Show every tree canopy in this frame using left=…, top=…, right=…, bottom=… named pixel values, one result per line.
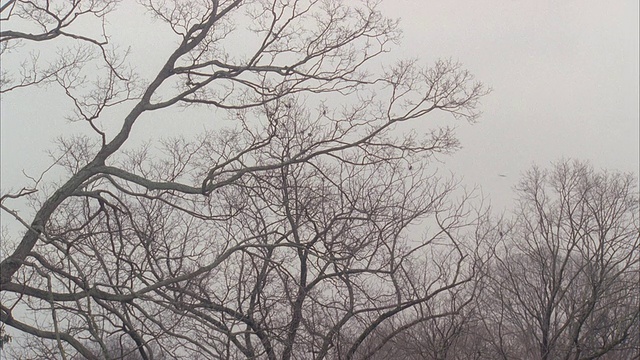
left=1, top=1, right=637, bottom=359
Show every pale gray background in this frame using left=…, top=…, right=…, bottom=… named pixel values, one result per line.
left=380, top=0, right=639, bottom=209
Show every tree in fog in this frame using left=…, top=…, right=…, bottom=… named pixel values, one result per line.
left=479, top=160, right=640, bottom=360
left=0, top=1, right=487, bottom=359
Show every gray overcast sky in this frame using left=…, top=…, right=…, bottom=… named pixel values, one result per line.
left=1, top=0, right=638, bottom=213
left=379, top=0, right=639, bottom=208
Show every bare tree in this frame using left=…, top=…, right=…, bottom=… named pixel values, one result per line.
left=0, top=1, right=487, bottom=359
left=479, top=160, right=640, bottom=360
left=356, top=211, right=499, bottom=360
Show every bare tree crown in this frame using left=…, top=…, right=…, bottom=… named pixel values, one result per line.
left=1, top=1, right=490, bottom=359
